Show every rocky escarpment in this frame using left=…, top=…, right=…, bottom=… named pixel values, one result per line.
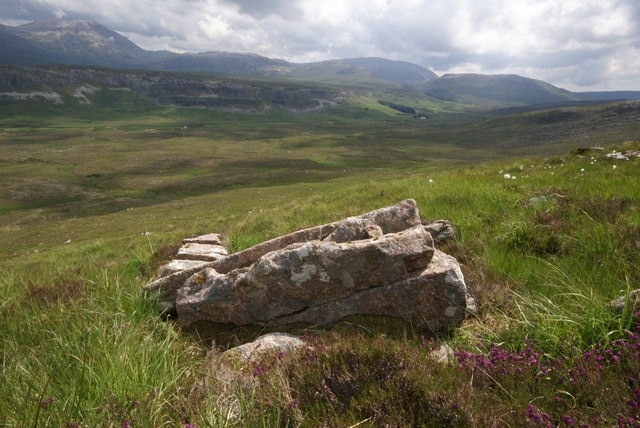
left=0, top=66, right=347, bottom=111
left=144, top=199, right=473, bottom=333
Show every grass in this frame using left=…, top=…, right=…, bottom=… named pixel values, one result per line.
left=0, top=98, right=639, bottom=426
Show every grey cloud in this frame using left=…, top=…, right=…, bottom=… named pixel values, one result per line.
left=219, top=0, right=303, bottom=19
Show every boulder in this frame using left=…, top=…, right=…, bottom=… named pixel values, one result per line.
left=144, top=199, right=422, bottom=312
left=143, top=199, right=471, bottom=335
left=175, top=225, right=435, bottom=326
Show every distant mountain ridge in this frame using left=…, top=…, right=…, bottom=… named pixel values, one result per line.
left=0, top=19, right=437, bottom=87
left=1, top=19, right=638, bottom=107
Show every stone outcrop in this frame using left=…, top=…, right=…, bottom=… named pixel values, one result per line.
left=146, top=199, right=421, bottom=312
left=144, top=199, right=471, bottom=333
left=155, top=233, right=227, bottom=279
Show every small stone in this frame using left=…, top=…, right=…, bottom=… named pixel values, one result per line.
left=224, top=333, right=305, bottom=362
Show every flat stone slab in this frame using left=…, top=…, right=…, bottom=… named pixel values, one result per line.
left=183, top=233, right=224, bottom=245
left=176, top=243, right=228, bottom=261
left=157, top=259, right=212, bottom=278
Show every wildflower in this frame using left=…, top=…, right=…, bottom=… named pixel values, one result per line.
left=121, top=421, right=131, bottom=428
left=613, top=165, right=618, bottom=169
left=41, top=397, right=56, bottom=407
left=580, top=168, right=585, bottom=172
left=428, top=179, right=434, bottom=183
left=503, top=173, right=511, bottom=179
left=252, top=363, right=267, bottom=377
left=562, top=415, right=574, bottom=425
left=526, top=404, right=542, bottom=424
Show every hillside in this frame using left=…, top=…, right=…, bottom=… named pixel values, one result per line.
left=0, top=66, right=347, bottom=112
left=1, top=106, right=638, bottom=424
left=3, top=19, right=638, bottom=108
left=422, top=73, right=582, bottom=107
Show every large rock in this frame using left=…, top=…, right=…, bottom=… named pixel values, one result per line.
left=175, top=225, right=435, bottom=326
left=143, top=199, right=471, bottom=334
left=270, top=249, right=468, bottom=331
left=144, top=199, right=422, bottom=312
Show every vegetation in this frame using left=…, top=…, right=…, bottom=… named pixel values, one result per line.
left=377, top=100, right=416, bottom=114
left=1, top=96, right=639, bottom=426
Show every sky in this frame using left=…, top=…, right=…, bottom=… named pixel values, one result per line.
left=2, top=0, right=640, bottom=91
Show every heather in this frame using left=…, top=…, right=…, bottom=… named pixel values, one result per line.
left=1, top=101, right=639, bottom=425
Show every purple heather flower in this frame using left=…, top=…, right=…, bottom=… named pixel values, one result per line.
left=41, top=397, right=56, bottom=407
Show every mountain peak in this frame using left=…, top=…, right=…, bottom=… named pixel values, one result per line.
left=9, top=19, right=147, bottom=67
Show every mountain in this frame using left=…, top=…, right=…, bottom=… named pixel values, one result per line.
left=341, top=57, right=438, bottom=83
left=1, top=19, right=638, bottom=108
left=8, top=20, right=155, bottom=68
left=151, top=51, right=291, bottom=75
left=0, top=19, right=437, bottom=86
left=276, top=57, right=437, bottom=87
left=423, top=73, right=582, bottom=107
left=0, top=23, right=64, bottom=65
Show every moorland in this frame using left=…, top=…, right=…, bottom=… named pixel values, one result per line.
left=1, top=63, right=640, bottom=426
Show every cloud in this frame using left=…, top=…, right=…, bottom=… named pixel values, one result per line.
left=1, top=0, right=639, bottom=90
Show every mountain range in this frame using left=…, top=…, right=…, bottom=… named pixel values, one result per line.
left=1, top=19, right=639, bottom=108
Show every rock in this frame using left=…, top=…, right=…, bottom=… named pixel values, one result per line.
left=365, top=224, right=384, bottom=239
left=270, top=250, right=468, bottom=331
left=223, top=333, right=305, bottom=362
left=423, top=220, right=455, bottom=244
left=175, top=242, right=227, bottom=261
left=156, top=259, right=212, bottom=278
left=429, top=342, right=455, bottom=364
left=144, top=199, right=422, bottom=312
left=215, top=198, right=422, bottom=272
left=144, top=199, right=471, bottom=335
left=175, top=225, right=435, bottom=327
left=610, top=289, right=640, bottom=313
left=183, top=233, right=223, bottom=245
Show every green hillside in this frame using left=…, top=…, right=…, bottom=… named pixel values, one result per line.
left=1, top=98, right=639, bottom=426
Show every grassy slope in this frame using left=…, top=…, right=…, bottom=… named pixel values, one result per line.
left=1, top=98, right=639, bottom=426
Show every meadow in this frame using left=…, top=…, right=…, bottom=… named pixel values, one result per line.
left=1, top=99, right=639, bottom=426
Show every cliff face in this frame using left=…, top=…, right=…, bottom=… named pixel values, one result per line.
left=0, top=66, right=347, bottom=111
